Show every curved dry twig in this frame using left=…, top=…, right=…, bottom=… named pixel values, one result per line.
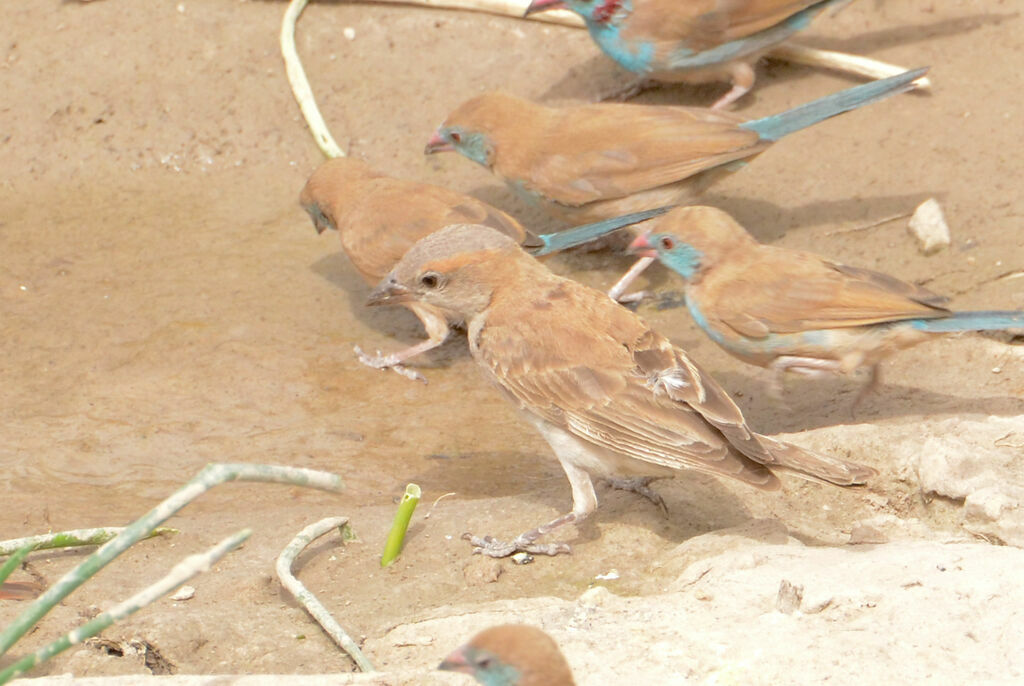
left=276, top=516, right=374, bottom=672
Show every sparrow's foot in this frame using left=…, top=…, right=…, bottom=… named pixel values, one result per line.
left=353, top=345, right=427, bottom=383
left=461, top=533, right=572, bottom=558
left=600, top=476, right=668, bottom=516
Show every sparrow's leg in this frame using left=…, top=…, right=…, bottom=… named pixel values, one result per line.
left=600, top=77, right=661, bottom=103
left=768, top=355, right=840, bottom=396
left=464, top=427, right=600, bottom=558
left=353, top=303, right=450, bottom=383
left=606, top=256, right=655, bottom=304
left=599, top=476, right=668, bottom=516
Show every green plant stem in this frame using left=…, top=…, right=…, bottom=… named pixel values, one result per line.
left=0, top=463, right=343, bottom=658
left=0, top=529, right=251, bottom=685
left=381, top=483, right=421, bottom=568
left=0, top=527, right=177, bottom=557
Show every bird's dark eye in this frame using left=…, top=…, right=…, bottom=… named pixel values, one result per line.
left=419, top=271, right=443, bottom=288
left=475, top=656, right=494, bottom=670
left=450, top=131, right=462, bottom=143
left=658, top=236, right=675, bottom=250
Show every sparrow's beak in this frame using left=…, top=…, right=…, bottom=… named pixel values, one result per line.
left=628, top=232, right=657, bottom=258
left=524, top=0, right=566, bottom=16
left=437, top=646, right=472, bottom=674
left=424, top=130, right=453, bottom=155
left=366, top=277, right=413, bottom=307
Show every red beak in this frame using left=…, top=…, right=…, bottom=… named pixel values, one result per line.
left=424, top=130, right=453, bottom=154
left=628, top=232, right=657, bottom=258
left=524, top=0, right=566, bottom=16
left=438, top=646, right=473, bottom=674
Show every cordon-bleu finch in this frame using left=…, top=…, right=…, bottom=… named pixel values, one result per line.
left=425, top=69, right=924, bottom=297
left=439, top=624, right=575, bottom=686
left=630, top=205, right=1024, bottom=394
left=300, top=157, right=668, bottom=381
left=525, top=0, right=856, bottom=108
left=367, top=224, right=875, bottom=557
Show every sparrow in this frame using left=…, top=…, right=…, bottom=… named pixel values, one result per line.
left=525, top=0, right=853, bottom=108
left=367, top=224, right=875, bottom=557
left=425, top=69, right=925, bottom=228
left=630, top=205, right=1024, bottom=393
left=439, top=624, right=575, bottom=686
left=301, top=157, right=668, bottom=380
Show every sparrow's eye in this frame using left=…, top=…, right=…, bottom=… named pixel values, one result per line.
left=419, top=271, right=443, bottom=289
left=658, top=236, right=676, bottom=250
left=449, top=131, right=462, bottom=143
left=475, top=656, right=494, bottom=670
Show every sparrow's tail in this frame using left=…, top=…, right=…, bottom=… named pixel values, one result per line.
left=741, top=67, right=928, bottom=142
left=530, top=206, right=674, bottom=256
left=910, top=310, right=1024, bottom=333
left=757, top=434, right=877, bottom=487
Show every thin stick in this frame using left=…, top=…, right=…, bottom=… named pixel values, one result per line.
left=768, top=44, right=932, bottom=91
left=607, top=256, right=655, bottom=302
left=281, top=0, right=345, bottom=158
left=275, top=517, right=374, bottom=672
left=0, top=527, right=177, bottom=558
left=423, top=492, right=457, bottom=519
left=824, top=211, right=913, bottom=236
left=0, top=529, right=251, bottom=685
left=0, top=463, right=343, bottom=658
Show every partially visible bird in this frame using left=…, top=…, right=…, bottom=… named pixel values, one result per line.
left=425, top=69, right=926, bottom=228
left=0, top=581, right=42, bottom=601
left=629, top=205, right=1024, bottom=393
left=526, top=0, right=854, bottom=108
left=368, top=224, right=875, bottom=557
left=439, top=624, right=576, bottom=686
left=301, top=157, right=667, bottom=380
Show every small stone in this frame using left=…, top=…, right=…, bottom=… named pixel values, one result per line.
left=170, top=585, right=195, bottom=601
left=342, top=27, right=356, bottom=40
left=511, top=552, right=533, bottom=565
left=907, top=198, right=951, bottom=255
left=463, top=557, right=503, bottom=585
left=849, top=524, right=888, bottom=545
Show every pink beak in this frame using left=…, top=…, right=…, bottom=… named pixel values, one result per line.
left=628, top=232, right=657, bottom=257
left=524, top=0, right=566, bottom=16
left=424, top=130, right=454, bottom=154
left=438, top=646, right=473, bottom=674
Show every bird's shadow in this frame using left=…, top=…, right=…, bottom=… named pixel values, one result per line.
left=408, top=449, right=761, bottom=547
left=708, top=367, right=1024, bottom=433
left=701, top=191, right=945, bottom=244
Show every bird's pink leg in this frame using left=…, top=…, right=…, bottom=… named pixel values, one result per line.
left=353, top=303, right=450, bottom=383
left=710, top=62, right=756, bottom=110
left=768, top=355, right=841, bottom=396
left=465, top=440, right=599, bottom=558
left=607, top=256, right=655, bottom=304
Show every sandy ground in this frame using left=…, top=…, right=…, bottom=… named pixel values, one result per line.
left=1, top=0, right=1022, bottom=681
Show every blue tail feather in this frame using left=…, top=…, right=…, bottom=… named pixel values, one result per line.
left=531, top=206, right=674, bottom=256
left=911, top=310, right=1024, bottom=333
left=741, top=67, right=928, bottom=142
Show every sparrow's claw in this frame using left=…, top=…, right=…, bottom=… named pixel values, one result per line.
left=461, top=533, right=571, bottom=558
left=601, top=476, right=668, bottom=516
left=353, top=345, right=427, bottom=383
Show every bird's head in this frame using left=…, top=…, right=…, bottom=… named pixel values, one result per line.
left=439, top=624, right=575, bottom=686
left=366, top=224, right=522, bottom=321
left=299, top=156, right=381, bottom=234
left=526, top=0, right=626, bottom=25
left=629, top=206, right=755, bottom=280
left=425, top=92, right=533, bottom=168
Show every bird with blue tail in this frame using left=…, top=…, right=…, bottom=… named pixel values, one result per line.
left=525, top=0, right=861, bottom=108
left=300, top=156, right=668, bottom=381
left=629, top=205, right=1024, bottom=396
left=427, top=68, right=924, bottom=298
left=439, top=624, right=576, bottom=685
left=426, top=68, right=927, bottom=228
